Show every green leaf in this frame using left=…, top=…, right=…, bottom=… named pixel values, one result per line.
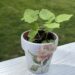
left=28, top=30, right=38, bottom=41
left=22, top=9, right=39, bottom=23
left=44, top=23, right=60, bottom=29
left=39, top=9, right=55, bottom=20
left=30, top=23, right=39, bottom=31
left=55, top=14, right=73, bottom=23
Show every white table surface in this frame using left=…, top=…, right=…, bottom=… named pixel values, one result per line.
left=0, top=42, right=75, bottom=75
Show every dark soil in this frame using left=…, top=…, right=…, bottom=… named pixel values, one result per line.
left=23, top=30, right=56, bottom=43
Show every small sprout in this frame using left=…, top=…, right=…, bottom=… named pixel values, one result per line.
left=22, top=9, right=73, bottom=42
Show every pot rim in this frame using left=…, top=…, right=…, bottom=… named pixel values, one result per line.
left=21, top=30, right=58, bottom=45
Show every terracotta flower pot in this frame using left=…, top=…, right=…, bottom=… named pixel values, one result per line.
left=21, top=31, right=58, bottom=74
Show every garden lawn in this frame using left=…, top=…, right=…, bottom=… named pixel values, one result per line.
left=0, top=0, right=75, bottom=61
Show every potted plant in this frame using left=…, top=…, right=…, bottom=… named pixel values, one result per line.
left=21, top=9, right=73, bottom=74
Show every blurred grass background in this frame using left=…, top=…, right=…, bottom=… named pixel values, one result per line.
left=0, top=0, right=75, bottom=61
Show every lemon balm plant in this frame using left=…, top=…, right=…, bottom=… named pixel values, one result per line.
left=21, top=9, right=72, bottom=42
left=21, top=9, right=73, bottom=74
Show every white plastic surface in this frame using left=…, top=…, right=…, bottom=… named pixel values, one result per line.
left=0, top=42, right=75, bottom=75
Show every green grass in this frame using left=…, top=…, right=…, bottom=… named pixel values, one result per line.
left=0, top=0, right=75, bottom=61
